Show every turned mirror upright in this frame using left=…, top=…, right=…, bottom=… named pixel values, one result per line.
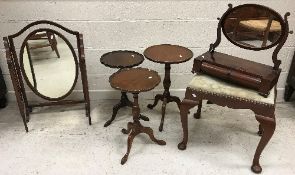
left=3, top=20, right=91, bottom=132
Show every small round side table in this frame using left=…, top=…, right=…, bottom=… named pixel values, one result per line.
left=100, top=50, right=148, bottom=127
left=144, top=44, right=193, bottom=131
left=109, top=67, right=166, bottom=165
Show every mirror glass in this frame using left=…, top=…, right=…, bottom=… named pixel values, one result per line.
left=223, top=5, right=283, bottom=49
left=21, top=30, right=77, bottom=99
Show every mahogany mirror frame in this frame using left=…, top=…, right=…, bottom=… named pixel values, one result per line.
left=221, top=4, right=286, bottom=51
left=209, top=3, right=292, bottom=70
left=3, top=20, right=91, bottom=132
left=19, top=28, right=79, bottom=101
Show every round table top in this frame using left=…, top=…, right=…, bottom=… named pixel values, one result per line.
left=144, top=44, right=193, bottom=64
left=109, top=68, right=161, bottom=93
left=100, top=50, right=144, bottom=69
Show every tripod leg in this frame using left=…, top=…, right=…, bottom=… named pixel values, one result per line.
left=121, top=130, right=138, bottom=165
left=147, top=94, right=163, bottom=109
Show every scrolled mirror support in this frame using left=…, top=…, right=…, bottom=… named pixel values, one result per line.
left=272, top=12, right=291, bottom=70
left=209, top=3, right=233, bottom=53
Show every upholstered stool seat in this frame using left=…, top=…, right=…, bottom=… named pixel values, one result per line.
left=179, top=74, right=277, bottom=174
left=188, top=74, right=275, bottom=105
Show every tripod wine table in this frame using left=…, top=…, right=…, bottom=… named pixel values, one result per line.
left=100, top=51, right=148, bottom=127
left=109, top=67, right=166, bottom=164
left=144, top=44, right=193, bottom=131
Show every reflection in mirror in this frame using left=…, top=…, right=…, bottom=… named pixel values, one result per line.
left=22, top=30, right=77, bottom=99
left=223, top=5, right=282, bottom=49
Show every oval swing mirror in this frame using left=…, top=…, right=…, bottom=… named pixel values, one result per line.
left=222, top=4, right=285, bottom=50
left=20, top=29, right=78, bottom=100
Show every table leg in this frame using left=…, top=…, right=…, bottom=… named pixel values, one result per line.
left=252, top=114, right=276, bottom=173
left=104, top=92, right=132, bottom=127
left=121, top=93, right=166, bottom=165
left=147, top=64, right=181, bottom=131
left=159, top=98, right=167, bottom=132
left=104, top=91, right=149, bottom=127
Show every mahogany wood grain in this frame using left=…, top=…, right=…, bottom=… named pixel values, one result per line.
left=193, top=51, right=281, bottom=96
left=3, top=20, right=92, bottom=131
left=144, top=44, right=193, bottom=131
left=109, top=68, right=165, bottom=165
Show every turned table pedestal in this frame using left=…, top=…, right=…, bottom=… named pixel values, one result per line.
left=109, top=68, right=166, bottom=164
left=144, top=44, right=193, bottom=131
left=100, top=51, right=149, bottom=127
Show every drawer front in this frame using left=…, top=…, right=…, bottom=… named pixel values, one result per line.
left=201, top=62, right=261, bottom=89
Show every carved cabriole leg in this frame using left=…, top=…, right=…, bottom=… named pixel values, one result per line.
left=121, top=130, right=138, bottom=165
left=251, top=114, right=276, bottom=174
left=178, top=99, right=199, bottom=150
left=194, top=100, right=202, bottom=119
